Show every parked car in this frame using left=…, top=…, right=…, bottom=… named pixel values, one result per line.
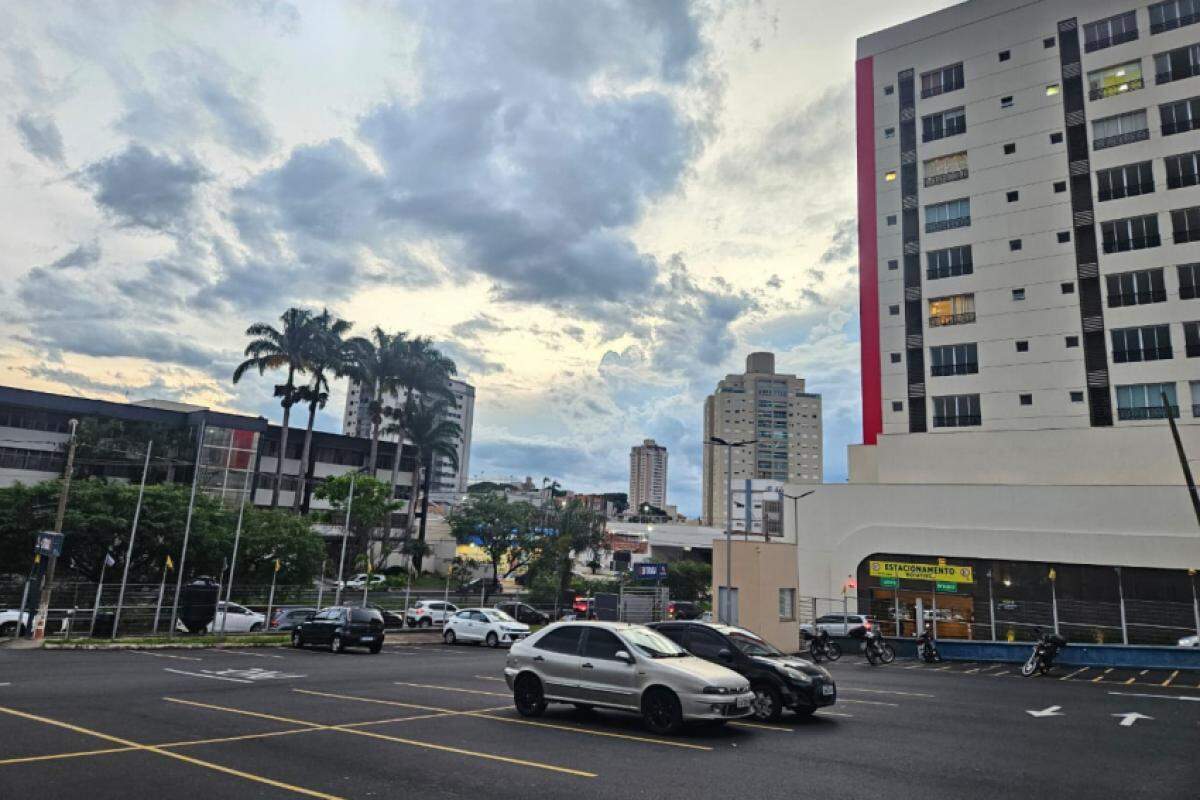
left=495, top=601, right=549, bottom=625
left=269, top=607, right=316, bottom=632
left=1179, top=634, right=1199, bottom=647
left=0, top=609, right=30, bottom=637
left=444, top=608, right=531, bottom=647
left=203, top=602, right=266, bottom=633
left=698, top=611, right=713, bottom=623
left=367, top=604, right=405, bottom=628
left=340, top=574, right=386, bottom=590
left=406, top=600, right=458, bottom=627
left=799, top=613, right=873, bottom=638
left=504, top=621, right=754, bottom=734
left=292, top=606, right=384, bottom=653
left=462, top=577, right=503, bottom=596
left=668, top=601, right=701, bottom=620
left=649, top=621, right=836, bottom=721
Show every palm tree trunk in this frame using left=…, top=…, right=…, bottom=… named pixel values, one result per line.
left=294, top=399, right=318, bottom=511
left=405, top=455, right=421, bottom=542
left=367, top=387, right=382, bottom=480
left=414, top=454, right=434, bottom=573
left=271, top=366, right=295, bottom=508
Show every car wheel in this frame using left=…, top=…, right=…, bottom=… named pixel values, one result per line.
left=641, top=687, right=683, bottom=735
left=444, top=629, right=457, bottom=645
left=291, top=631, right=304, bottom=648
left=369, top=642, right=383, bottom=654
left=0, top=621, right=17, bottom=638
left=514, top=673, right=547, bottom=717
left=420, top=618, right=432, bottom=628
left=751, top=684, right=783, bottom=722
left=331, top=635, right=343, bottom=654
left=485, top=632, right=499, bottom=648
left=249, top=623, right=263, bottom=633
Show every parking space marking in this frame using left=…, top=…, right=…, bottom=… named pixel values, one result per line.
left=167, top=697, right=595, bottom=777
left=0, top=746, right=135, bottom=766
left=164, top=668, right=253, bottom=683
left=474, top=675, right=506, bottom=682
left=298, top=688, right=714, bottom=751
left=837, top=687, right=933, bottom=698
left=394, top=681, right=508, bottom=697
left=1162, top=670, right=1179, bottom=687
left=1092, top=668, right=1114, bottom=684
left=0, top=703, right=344, bottom=799
left=132, top=651, right=202, bottom=662
left=728, top=720, right=793, bottom=732
left=838, top=698, right=899, bottom=707
left=815, top=710, right=853, bottom=718
left=1107, top=691, right=1200, bottom=703
left=217, top=650, right=285, bottom=659
left=1059, top=667, right=1089, bottom=681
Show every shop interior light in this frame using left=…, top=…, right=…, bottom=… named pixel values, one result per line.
left=1002, top=578, right=1012, bottom=587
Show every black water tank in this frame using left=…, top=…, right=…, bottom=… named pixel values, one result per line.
left=179, top=578, right=219, bottom=634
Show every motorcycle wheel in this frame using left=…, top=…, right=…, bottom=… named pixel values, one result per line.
left=809, top=648, right=823, bottom=663
left=826, top=642, right=842, bottom=661
left=1038, top=662, right=1050, bottom=676
left=865, top=647, right=878, bottom=666
left=880, top=643, right=896, bottom=664
left=1020, top=655, right=1038, bottom=677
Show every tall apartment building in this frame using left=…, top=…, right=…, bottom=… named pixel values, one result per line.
left=629, top=439, right=668, bottom=511
left=857, top=0, right=1200, bottom=446
left=702, top=352, right=822, bottom=528
left=343, top=377, right=475, bottom=503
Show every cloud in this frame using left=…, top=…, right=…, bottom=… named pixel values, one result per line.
left=450, top=314, right=513, bottom=341
left=436, top=340, right=504, bottom=380
left=76, top=143, right=210, bottom=231
left=14, top=112, right=65, bottom=164
left=46, top=241, right=101, bottom=270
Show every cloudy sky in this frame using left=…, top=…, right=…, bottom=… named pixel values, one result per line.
left=0, top=0, right=956, bottom=516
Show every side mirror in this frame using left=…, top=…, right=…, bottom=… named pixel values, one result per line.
left=717, top=648, right=734, bottom=663
left=614, top=650, right=635, bottom=665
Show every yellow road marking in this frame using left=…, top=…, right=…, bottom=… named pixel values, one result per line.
left=1162, top=670, right=1179, bottom=687
left=0, top=704, right=343, bottom=799
left=0, top=746, right=134, bottom=766
left=395, top=681, right=508, bottom=697
left=170, top=697, right=595, bottom=777
left=1092, top=668, right=1113, bottom=684
left=298, top=688, right=711, bottom=751
left=1059, top=667, right=1088, bottom=681
left=728, top=720, right=793, bottom=732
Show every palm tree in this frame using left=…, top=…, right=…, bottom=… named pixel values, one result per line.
left=346, top=328, right=406, bottom=480
left=402, top=397, right=462, bottom=573
left=233, top=307, right=315, bottom=508
left=292, top=309, right=353, bottom=511
left=382, top=338, right=458, bottom=509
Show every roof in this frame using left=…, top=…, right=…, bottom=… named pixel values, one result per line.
left=0, top=384, right=267, bottom=432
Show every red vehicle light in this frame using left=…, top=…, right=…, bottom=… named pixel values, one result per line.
left=863, top=619, right=873, bottom=630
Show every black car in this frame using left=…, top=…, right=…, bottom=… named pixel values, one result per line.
left=667, top=601, right=701, bottom=620
left=293, top=606, right=385, bottom=653
left=494, top=601, right=549, bottom=625
left=269, top=607, right=316, bottom=632
left=367, top=604, right=405, bottom=628
left=649, top=621, right=836, bottom=721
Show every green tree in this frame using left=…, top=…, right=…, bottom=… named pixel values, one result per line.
left=445, top=493, right=538, bottom=600
left=399, top=397, right=462, bottom=572
left=312, top=473, right=401, bottom=572
left=542, top=498, right=609, bottom=603
left=233, top=307, right=315, bottom=508
left=345, top=328, right=405, bottom=478
left=664, top=560, right=712, bottom=602
left=292, top=309, right=354, bottom=511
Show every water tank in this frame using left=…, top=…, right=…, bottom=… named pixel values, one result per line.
left=745, top=352, right=776, bottom=374
left=178, top=578, right=219, bottom=634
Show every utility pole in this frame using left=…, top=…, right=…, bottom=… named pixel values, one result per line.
left=33, top=418, right=78, bottom=641
left=709, top=437, right=755, bottom=625
left=1163, top=391, right=1200, bottom=528
left=113, top=441, right=153, bottom=639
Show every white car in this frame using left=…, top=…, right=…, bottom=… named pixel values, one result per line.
left=0, top=609, right=30, bottom=637
left=202, top=602, right=266, bottom=633
left=443, top=608, right=530, bottom=647
left=800, top=614, right=874, bottom=637
left=340, top=574, right=386, bottom=590
left=405, top=600, right=458, bottom=628
left=1179, top=634, right=1199, bottom=647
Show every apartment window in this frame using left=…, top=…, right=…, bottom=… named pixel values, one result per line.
left=928, top=293, right=975, bottom=327
left=887, top=259, right=899, bottom=270
left=1019, top=394, right=1033, bottom=406
left=1066, top=335, right=1080, bottom=347
left=778, top=588, right=796, bottom=620
left=884, top=170, right=897, bottom=182
left=922, top=107, right=966, bottom=142
left=1180, top=262, right=1200, bottom=298
left=1062, top=282, right=1075, bottom=294
left=1106, top=268, right=1167, bottom=306
left=1101, top=214, right=1161, bottom=252
left=1092, top=109, right=1150, bottom=149
left=1071, top=391, right=1085, bottom=402
left=884, top=84, right=894, bottom=96
left=921, top=62, right=964, bottom=98
left=889, top=304, right=900, bottom=315
left=1045, top=37, right=1056, bottom=48
left=1009, top=239, right=1023, bottom=251
left=999, top=50, right=1011, bottom=62
left=1165, top=150, right=1200, bottom=189
left=1007, top=190, right=1019, bottom=202
left=1096, top=161, right=1155, bottom=201
left=1046, top=84, right=1060, bottom=96
left=1193, top=380, right=1200, bottom=416
left=1084, top=11, right=1139, bottom=53
left=929, top=342, right=978, bottom=376
left=926, top=245, right=973, bottom=279
left=1012, top=288, right=1026, bottom=300
left=890, top=352, right=902, bottom=363
left=1016, top=340, right=1030, bottom=352
left=1088, top=60, right=1145, bottom=100
left=884, top=127, right=895, bottom=139
left=1185, top=320, right=1200, bottom=356
left=1001, top=95, right=1014, bottom=108
left=1003, top=142, right=1016, bottom=155
left=892, top=401, right=904, bottom=412
left=1150, top=0, right=1200, bottom=35
left=1116, top=382, right=1178, bottom=419
left=1058, top=231, right=1071, bottom=243
left=1171, top=205, right=1200, bottom=243
left=1160, top=96, right=1200, bottom=135
left=1111, top=324, right=1173, bottom=362
left=924, top=152, right=968, bottom=188
left=887, top=214, right=897, bottom=226
left=1050, top=131, right=1064, bottom=144
left=1054, top=180, right=1067, bottom=193
left=925, top=198, right=970, bottom=233
left=1155, top=43, right=1200, bottom=84
left=932, top=394, right=981, bottom=427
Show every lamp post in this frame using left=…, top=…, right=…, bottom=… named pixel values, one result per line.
left=1190, top=569, right=1199, bottom=638
left=707, top=437, right=756, bottom=625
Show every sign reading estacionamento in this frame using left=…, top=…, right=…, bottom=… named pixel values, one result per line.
left=868, top=560, right=974, bottom=584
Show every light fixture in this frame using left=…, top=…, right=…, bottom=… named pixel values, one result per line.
left=1003, top=578, right=1012, bottom=587
left=885, top=170, right=897, bottom=182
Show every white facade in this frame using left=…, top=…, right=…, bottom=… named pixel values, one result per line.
left=702, top=352, right=822, bottom=528
left=628, top=438, right=668, bottom=510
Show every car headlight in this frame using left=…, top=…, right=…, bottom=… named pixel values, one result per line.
left=781, top=667, right=812, bottom=684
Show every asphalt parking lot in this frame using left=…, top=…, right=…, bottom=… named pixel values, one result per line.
left=0, top=641, right=1195, bottom=799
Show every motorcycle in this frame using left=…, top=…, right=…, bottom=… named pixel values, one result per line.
left=861, top=629, right=895, bottom=665
left=802, top=627, right=842, bottom=662
left=916, top=628, right=941, bottom=663
left=1021, top=629, right=1067, bottom=676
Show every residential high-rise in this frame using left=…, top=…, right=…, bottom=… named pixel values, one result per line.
left=629, top=439, right=668, bottom=511
left=857, top=0, right=1199, bottom=447
left=343, top=377, right=474, bottom=504
left=702, top=352, right=822, bottom=529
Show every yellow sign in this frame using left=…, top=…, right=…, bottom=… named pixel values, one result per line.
left=868, top=559, right=974, bottom=584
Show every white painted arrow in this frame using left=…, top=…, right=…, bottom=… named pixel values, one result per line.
left=1112, top=712, right=1153, bottom=727
left=1026, top=705, right=1063, bottom=717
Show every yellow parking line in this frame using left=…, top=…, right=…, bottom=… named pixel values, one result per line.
left=395, top=681, right=508, bottom=697
left=169, top=697, right=595, bottom=777
left=1123, top=677, right=1137, bottom=685
left=1162, top=670, right=1179, bottom=687
left=0, top=704, right=343, bottom=799
left=1092, top=668, right=1113, bottom=684
left=298, top=688, right=711, bottom=751
left=0, top=746, right=136, bottom=766
left=729, top=720, right=793, bottom=732
left=1059, top=667, right=1088, bottom=681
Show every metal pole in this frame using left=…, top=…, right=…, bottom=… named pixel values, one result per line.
left=316, top=559, right=326, bottom=610
left=988, top=570, right=997, bottom=641
left=363, top=566, right=370, bottom=608
left=152, top=564, right=167, bottom=634
left=33, top=418, right=78, bottom=640
left=168, top=420, right=207, bottom=640
left=894, top=591, right=901, bottom=637
left=113, top=440, right=153, bottom=640
left=1190, top=570, right=1199, bottom=638
left=89, top=555, right=109, bottom=638
left=931, top=581, right=938, bottom=640
left=334, top=474, right=357, bottom=607
left=1116, top=567, right=1128, bottom=645
left=404, top=555, right=413, bottom=622
left=1050, top=570, right=1059, bottom=635
left=221, top=492, right=249, bottom=637
left=266, top=563, right=278, bottom=628
left=442, top=559, right=452, bottom=622
left=724, top=444, right=732, bottom=624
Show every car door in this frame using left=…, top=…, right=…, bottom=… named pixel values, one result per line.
left=441, top=604, right=458, bottom=625
left=450, top=610, right=474, bottom=639
left=530, top=625, right=584, bottom=700
left=470, top=611, right=491, bottom=639
left=685, top=626, right=735, bottom=667
left=579, top=628, right=639, bottom=709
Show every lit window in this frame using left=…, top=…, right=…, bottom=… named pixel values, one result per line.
left=1046, top=84, right=1060, bottom=96
left=885, top=170, right=897, bottom=182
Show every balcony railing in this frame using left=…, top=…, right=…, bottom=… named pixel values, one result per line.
left=925, top=216, right=970, bottom=234
left=1108, top=290, right=1167, bottom=307
left=1093, top=128, right=1150, bottom=150
left=1088, top=77, right=1144, bottom=101
left=1097, top=181, right=1155, bottom=201
left=922, top=122, right=966, bottom=144
left=1152, top=12, right=1200, bottom=34
left=921, top=81, right=963, bottom=100
left=928, top=312, right=976, bottom=327
left=1102, top=233, right=1161, bottom=253
left=932, top=414, right=982, bottom=427
left=1085, top=29, right=1139, bottom=53
left=1162, top=117, right=1199, bottom=136
left=931, top=362, right=978, bottom=376
left=1112, top=346, right=1174, bottom=362
left=1118, top=405, right=1179, bottom=420
left=924, top=169, right=968, bottom=188
left=1157, top=64, right=1200, bottom=85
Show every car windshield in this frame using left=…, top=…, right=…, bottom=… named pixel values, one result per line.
left=485, top=610, right=515, bottom=622
left=727, top=629, right=784, bottom=657
left=623, top=627, right=688, bottom=658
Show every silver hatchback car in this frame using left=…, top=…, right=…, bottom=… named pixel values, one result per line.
left=504, top=621, right=754, bottom=734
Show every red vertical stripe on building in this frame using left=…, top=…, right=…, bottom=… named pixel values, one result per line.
left=855, top=56, right=882, bottom=446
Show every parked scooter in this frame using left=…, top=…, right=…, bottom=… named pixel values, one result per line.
left=1021, top=628, right=1068, bottom=676
left=861, top=628, right=896, bottom=665
left=916, top=626, right=942, bottom=663
left=802, top=627, right=842, bottom=662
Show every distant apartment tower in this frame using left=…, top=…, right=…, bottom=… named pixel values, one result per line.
left=343, top=377, right=475, bottom=503
left=702, top=352, right=822, bottom=528
left=629, top=439, right=668, bottom=511
left=857, top=0, right=1200, bottom=445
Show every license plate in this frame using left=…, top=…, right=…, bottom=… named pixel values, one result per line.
left=735, top=696, right=750, bottom=709
left=821, top=685, right=835, bottom=696
left=360, top=636, right=374, bottom=642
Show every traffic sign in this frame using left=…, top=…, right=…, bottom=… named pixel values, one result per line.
left=934, top=581, right=956, bottom=593
left=879, top=577, right=899, bottom=588
left=634, top=563, right=668, bottom=580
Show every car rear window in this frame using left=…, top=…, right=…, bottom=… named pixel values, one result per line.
left=351, top=609, right=382, bottom=623
left=534, top=626, right=583, bottom=654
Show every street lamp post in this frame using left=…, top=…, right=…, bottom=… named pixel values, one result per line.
left=708, top=437, right=756, bottom=625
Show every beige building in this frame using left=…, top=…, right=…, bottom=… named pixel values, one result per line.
left=628, top=438, right=668, bottom=510
left=701, top=352, right=822, bottom=529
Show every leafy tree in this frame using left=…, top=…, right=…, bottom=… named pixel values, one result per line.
left=312, top=473, right=401, bottom=572
left=293, top=309, right=353, bottom=510
left=601, top=492, right=629, bottom=514
left=345, top=328, right=406, bottom=477
left=445, top=493, right=538, bottom=601
left=540, top=498, right=609, bottom=603
left=664, top=559, right=712, bottom=602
